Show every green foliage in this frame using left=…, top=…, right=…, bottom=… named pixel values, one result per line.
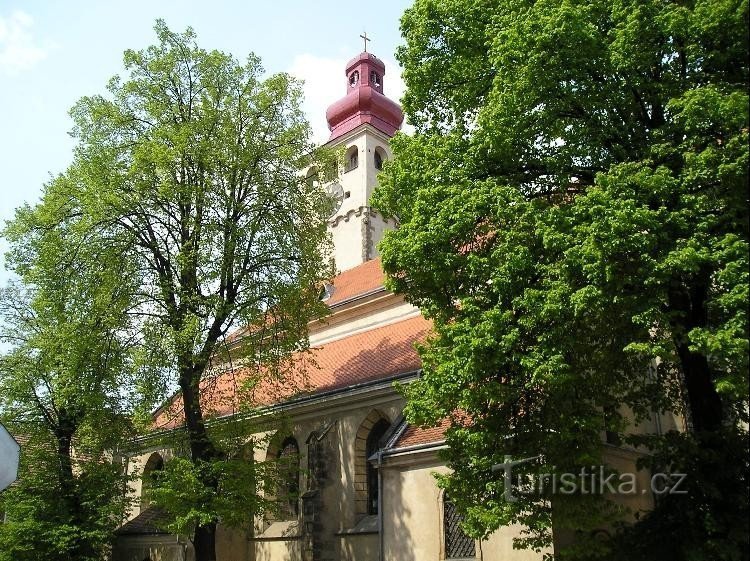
left=144, top=438, right=292, bottom=537
left=0, top=189, right=145, bottom=558
left=0, top=436, right=132, bottom=561
left=373, top=0, right=748, bottom=558
left=3, top=20, right=333, bottom=560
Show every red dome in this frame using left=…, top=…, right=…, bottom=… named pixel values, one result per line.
left=325, top=52, right=404, bottom=142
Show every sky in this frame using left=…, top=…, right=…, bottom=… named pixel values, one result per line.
left=0, top=0, right=412, bottom=287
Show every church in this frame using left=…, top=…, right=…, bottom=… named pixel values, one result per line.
left=112, top=47, right=661, bottom=561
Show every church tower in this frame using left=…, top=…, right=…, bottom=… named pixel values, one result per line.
left=321, top=49, right=404, bottom=272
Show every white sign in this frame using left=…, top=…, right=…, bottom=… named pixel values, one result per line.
left=0, top=423, right=20, bottom=492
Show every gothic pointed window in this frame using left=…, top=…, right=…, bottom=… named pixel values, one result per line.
left=366, top=419, right=390, bottom=515
left=276, top=437, right=300, bottom=519
left=443, top=493, right=476, bottom=559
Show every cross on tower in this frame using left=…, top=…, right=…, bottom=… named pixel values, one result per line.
left=360, top=32, right=371, bottom=52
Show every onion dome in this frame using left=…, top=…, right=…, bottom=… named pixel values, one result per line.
left=325, top=52, right=404, bottom=142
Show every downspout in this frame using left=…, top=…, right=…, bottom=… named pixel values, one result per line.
left=377, top=450, right=385, bottom=561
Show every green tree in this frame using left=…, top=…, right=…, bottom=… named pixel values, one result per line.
left=4, top=21, right=333, bottom=561
left=0, top=229, right=145, bottom=560
left=372, top=0, right=748, bottom=559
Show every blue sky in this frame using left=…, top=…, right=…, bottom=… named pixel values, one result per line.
left=0, top=0, right=412, bottom=286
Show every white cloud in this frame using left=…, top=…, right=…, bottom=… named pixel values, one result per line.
left=288, top=52, right=409, bottom=144
left=0, top=10, right=50, bottom=75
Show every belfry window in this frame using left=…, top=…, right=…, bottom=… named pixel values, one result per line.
left=374, top=147, right=386, bottom=170
left=370, top=71, right=381, bottom=87
left=349, top=71, right=359, bottom=87
left=443, top=493, right=476, bottom=559
left=366, top=419, right=390, bottom=515
left=344, top=146, right=358, bottom=172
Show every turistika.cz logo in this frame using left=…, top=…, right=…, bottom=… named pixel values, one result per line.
left=491, top=455, right=687, bottom=502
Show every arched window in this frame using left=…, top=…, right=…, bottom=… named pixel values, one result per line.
left=443, top=493, right=476, bottom=559
left=276, top=437, right=300, bottom=519
left=366, top=419, right=390, bottom=515
left=344, top=146, right=358, bottom=173
left=349, top=70, right=359, bottom=88
left=140, top=452, right=164, bottom=509
left=370, top=71, right=381, bottom=87
left=374, top=147, right=386, bottom=171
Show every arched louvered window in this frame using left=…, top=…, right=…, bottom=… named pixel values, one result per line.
left=443, top=493, right=476, bottom=559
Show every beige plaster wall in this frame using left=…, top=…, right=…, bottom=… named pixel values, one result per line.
left=339, top=533, right=379, bottom=561
left=382, top=461, right=549, bottom=561
left=253, top=539, right=302, bottom=561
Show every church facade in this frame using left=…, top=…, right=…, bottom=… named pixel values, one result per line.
left=113, top=49, right=665, bottom=561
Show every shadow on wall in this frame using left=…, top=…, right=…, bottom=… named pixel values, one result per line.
left=387, top=472, right=417, bottom=561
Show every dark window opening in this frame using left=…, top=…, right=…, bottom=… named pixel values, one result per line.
left=366, top=419, right=390, bottom=515
left=349, top=71, right=359, bottom=87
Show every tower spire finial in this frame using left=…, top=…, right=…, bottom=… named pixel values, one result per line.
left=359, top=32, right=371, bottom=52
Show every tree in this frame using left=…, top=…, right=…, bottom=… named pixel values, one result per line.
left=4, top=21, right=333, bottom=561
left=0, top=222, right=145, bottom=560
left=372, top=0, right=748, bottom=559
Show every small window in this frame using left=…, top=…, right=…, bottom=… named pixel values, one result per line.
left=276, top=437, right=300, bottom=519
left=349, top=71, right=359, bottom=87
left=370, top=71, right=381, bottom=87
left=444, top=493, right=476, bottom=559
left=374, top=147, right=386, bottom=171
left=344, top=146, right=359, bottom=173
left=366, top=419, right=390, bottom=515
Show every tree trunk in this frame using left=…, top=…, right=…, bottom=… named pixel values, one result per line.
left=193, top=521, right=218, bottom=561
left=180, top=363, right=221, bottom=561
left=55, top=414, right=95, bottom=559
left=668, top=277, right=724, bottom=432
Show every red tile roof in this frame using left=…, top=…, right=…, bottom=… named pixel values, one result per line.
left=154, top=314, right=431, bottom=430
left=394, top=418, right=449, bottom=448
left=325, top=258, right=385, bottom=306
